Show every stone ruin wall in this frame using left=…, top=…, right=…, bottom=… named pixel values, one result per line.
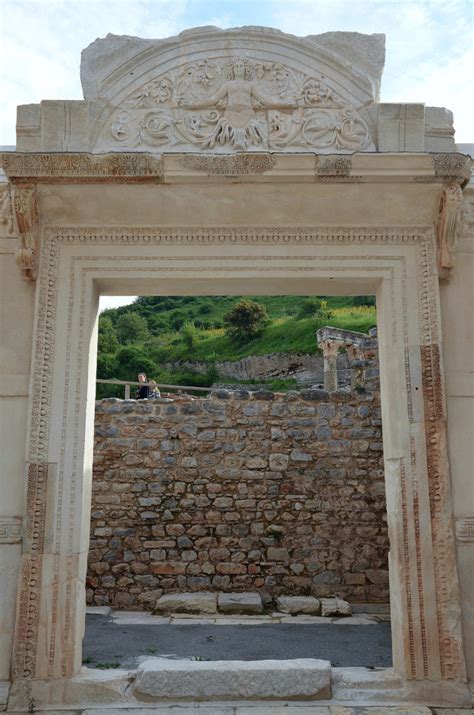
left=163, top=352, right=352, bottom=387
left=87, top=346, right=389, bottom=610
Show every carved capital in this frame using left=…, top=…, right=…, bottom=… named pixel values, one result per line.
left=12, top=185, right=39, bottom=281
left=345, top=344, right=363, bottom=362
left=321, top=339, right=342, bottom=359
left=433, top=153, right=472, bottom=183
left=436, top=182, right=463, bottom=279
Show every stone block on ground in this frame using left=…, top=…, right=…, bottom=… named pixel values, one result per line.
left=153, top=591, right=217, bottom=615
left=217, top=592, right=263, bottom=614
left=276, top=595, right=321, bottom=615
left=133, top=657, right=331, bottom=699
left=320, top=597, right=351, bottom=617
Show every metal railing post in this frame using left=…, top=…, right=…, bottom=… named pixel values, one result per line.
left=124, top=383, right=130, bottom=400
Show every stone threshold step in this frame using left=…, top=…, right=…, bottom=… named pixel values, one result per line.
left=133, top=657, right=331, bottom=700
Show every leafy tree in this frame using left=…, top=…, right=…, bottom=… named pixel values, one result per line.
left=115, top=345, right=154, bottom=371
left=297, top=298, right=321, bottom=319
left=148, top=315, right=170, bottom=335
left=169, top=309, right=186, bottom=331
left=96, top=352, right=118, bottom=379
left=223, top=299, right=269, bottom=340
left=116, top=312, right=149, bottom=344
left=352, top=295, right=376, bottom=307
left=97, top=315, right=119, bottom=354
left=297, top=298, right=333, bottom=322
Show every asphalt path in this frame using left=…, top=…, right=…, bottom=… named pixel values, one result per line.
left=83, top=614, right=392, bottom=670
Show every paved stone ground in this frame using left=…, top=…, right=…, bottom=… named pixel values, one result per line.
left=23, top=705, right=474, bottom=714
left=83, top=612, right=392, bottom=670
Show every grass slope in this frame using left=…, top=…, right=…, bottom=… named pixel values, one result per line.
left=97, top=296, right=376, bottom=397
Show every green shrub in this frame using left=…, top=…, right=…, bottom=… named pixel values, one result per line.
left=181, top=322, right=198, bottom=352
left=223, top=299, right=269, bottom=340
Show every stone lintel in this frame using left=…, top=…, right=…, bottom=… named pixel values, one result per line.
left=0, top=151, right=471, bottom=185
left=317, top=326, right=370, bottom=347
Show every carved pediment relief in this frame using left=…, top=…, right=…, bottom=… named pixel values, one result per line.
left=104, top=56, right=373, bottom=153
left=86, top=27, right=382, bottom=154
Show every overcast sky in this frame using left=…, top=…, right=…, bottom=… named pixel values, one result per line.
left=1, top=0, right=472, bottom=310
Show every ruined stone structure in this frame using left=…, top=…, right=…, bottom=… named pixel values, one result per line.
left=89, top=386, right=387, bottom=609
left=0, top=25, right=473, bottom=710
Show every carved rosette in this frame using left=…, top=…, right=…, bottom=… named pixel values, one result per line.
left=436, top=182, right=463, bottom=278
left=12, top=186, right=39, bottom=281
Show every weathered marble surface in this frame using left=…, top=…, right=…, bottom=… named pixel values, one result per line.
left=15, top=27, right=457, bottom=153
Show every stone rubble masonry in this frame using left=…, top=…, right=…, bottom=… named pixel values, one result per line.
left=162, top=351, right=353, bottom=387
left=88, top=350, right=387, bottom=610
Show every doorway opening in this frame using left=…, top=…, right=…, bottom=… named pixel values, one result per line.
left=13, top=224, right=466, bottom=707
left=84, top=293, right=391, bottom=670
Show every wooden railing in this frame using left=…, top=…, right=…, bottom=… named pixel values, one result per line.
left=96, top=378, right=212, bottom=399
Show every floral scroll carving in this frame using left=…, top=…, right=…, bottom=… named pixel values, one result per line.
left=12, top=186, right=39, bottom=281
left=108, top=56, right=373, bottom=153
left=0, top=184, right=14, bottom=234
left=436, top=182, right=463, bottom=278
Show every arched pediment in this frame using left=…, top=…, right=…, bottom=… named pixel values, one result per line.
left=82, top=26, right=385, bottom=154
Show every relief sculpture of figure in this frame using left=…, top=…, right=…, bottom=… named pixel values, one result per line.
left=180, top=57, right=296, bottom=150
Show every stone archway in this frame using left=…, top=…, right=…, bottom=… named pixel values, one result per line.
left=7, top=218, right=468, bottom=703
left=0, top=25, right=472, bottom=709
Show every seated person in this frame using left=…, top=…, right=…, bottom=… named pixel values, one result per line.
left=148, top=380, right=161, bottom=399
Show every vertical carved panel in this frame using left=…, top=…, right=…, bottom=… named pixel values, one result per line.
left=420, top=343, right=466, bottom=681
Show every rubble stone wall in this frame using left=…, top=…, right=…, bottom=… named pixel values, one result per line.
left=163, top=352, right=352, bottom=386
left=88, top=383, right=389, bottom=609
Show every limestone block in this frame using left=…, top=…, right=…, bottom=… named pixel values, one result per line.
left=153, top=591, right=217, bottom=614
left=218, top=592, right=263, bottom=614
left=377, top=103, right=425, bottom=151
left=276, top=596, right=321, bottom=615
left=320, top=597, right=352, bottom=617
left=425, top=106, right=455, bottom=152
left=133, top=657, right=331, bottom=699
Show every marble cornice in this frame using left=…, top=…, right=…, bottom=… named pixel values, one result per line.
left=0, top=151, right=471, bottom=185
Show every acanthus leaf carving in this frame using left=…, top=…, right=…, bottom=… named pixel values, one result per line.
left=436, top=182, right=463, bottom=279
left=12, top=185, right=39, bottom=282
left=106, top=56, right=373, bottom=153
left=0, top=183, right=14, bottom=234
left=432, top=153, right=472, bottom=182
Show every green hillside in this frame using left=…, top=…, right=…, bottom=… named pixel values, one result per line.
left=96, top=295, right=376, bottom=397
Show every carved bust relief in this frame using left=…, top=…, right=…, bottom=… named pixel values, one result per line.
left=79, top=28, right=383, bottom=154
left=105, top=55, right=373, bottom=153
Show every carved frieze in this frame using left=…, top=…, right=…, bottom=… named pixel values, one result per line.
left=106, top=56, right=374, bottom=153
left=177, top=153, right=275, bottom=175
left=436, top=182, right=463, bottom=278
left=0, top=152, right=163, bottom=181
